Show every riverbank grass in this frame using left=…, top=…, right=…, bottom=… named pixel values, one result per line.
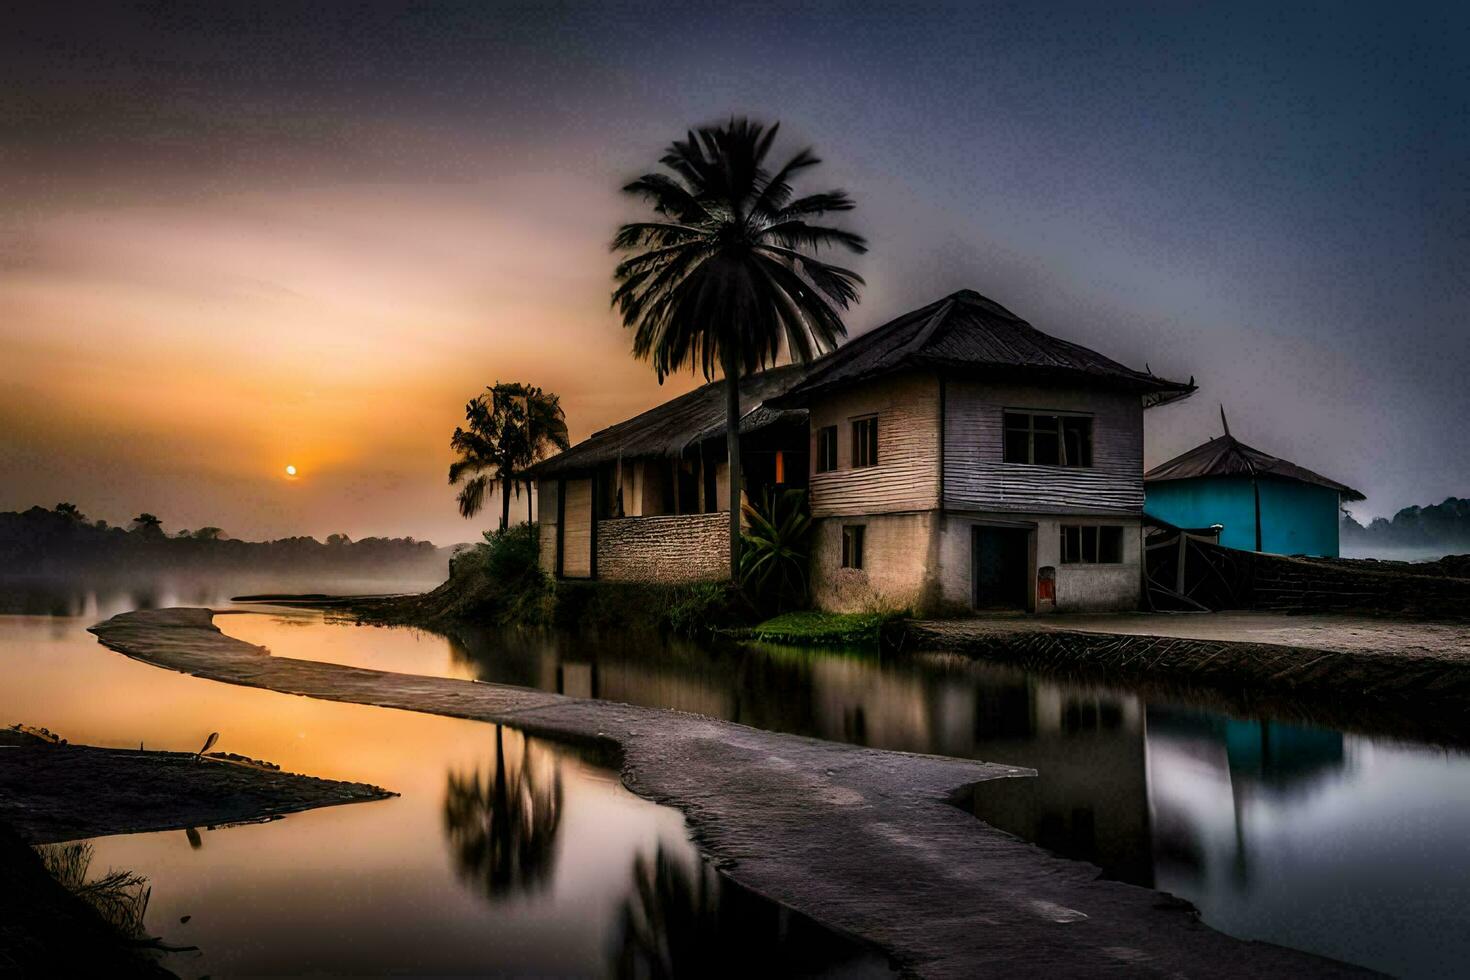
left=748, top=610, right=903, bottom=647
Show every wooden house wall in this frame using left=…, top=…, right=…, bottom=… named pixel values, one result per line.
left=560, top=477, right=594, bottom=578
left=943, top=381, right=1144, bottom=515
left=808, top=372, right=941, bottom=518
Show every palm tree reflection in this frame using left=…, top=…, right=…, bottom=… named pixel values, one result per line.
left=442, top=725, right=563, bottom=898
left=610, top=846, right=882, bottom=979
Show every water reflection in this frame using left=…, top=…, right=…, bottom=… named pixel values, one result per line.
left=609, top=845, right=887, bottom=979
left=2, top=597, right=884, bottom=976
left=225, top=614, right=1470, bottom=977
left=443, top=725, right=563, bottom=898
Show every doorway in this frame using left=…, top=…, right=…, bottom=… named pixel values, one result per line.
left=972, top=525, right=1031, bottom=611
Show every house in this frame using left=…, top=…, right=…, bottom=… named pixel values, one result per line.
left=769, top=289, right=1193, bottom=614
left=533, top=289, right=1195, bottom=614
left=1143, top=421, right=1365, bottom=558
left=531, top=365, right=811, bottom=582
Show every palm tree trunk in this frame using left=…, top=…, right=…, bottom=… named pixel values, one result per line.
left=526, top=480, right=533, bottom=525
left=724, top=351, right=742, bottom=581
left=500, top=476, right=511, bottom=531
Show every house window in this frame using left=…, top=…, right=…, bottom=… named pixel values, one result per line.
left=842, top=525, right=865, bottom=569
left=851, top=416, right=878, bottom=468
left=816, top=426, right=838, bottom=473
left=1004, top=412, right=1092, bottom=467
left=1061, top=525, right=1124, bottom=564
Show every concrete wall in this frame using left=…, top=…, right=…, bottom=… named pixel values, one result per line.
left=944, top=381, right=1145, bottom=515
left=809, top=511, right=942, bottom=613
left=808, top=372, right=941, bottom=518
left=811, top=508, right=1142, bottom=615
left=1145, top=475, right=1342, bottom=557
left=935, top=512, right=1142, bottom=613
left=596, top=513, right=730, bottom=583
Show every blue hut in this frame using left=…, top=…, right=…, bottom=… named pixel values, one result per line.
left=1144, top=414, right=1364, bottom=557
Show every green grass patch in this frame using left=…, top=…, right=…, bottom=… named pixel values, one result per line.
left=747, top=610, right=904, bottom=647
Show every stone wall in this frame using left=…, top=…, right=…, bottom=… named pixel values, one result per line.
left=596, top=513, right=731, bottom=583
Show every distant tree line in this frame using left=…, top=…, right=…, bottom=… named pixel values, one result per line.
left=0, top=503, right=460, bottom=578
left=1342, top=497, right=1470, bottom=552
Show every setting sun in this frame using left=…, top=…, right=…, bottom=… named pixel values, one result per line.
left=285, top=464, right=297, bottom=477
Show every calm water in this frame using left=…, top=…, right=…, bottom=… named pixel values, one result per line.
left=229, top=608, right=1470, bottom=979
left=6, top=579, right=1470, bottom=976
left=0, top=581, right=887, bottom=977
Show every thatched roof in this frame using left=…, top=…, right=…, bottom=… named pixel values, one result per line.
left=770, top=289, right=1195, bottom=408
left=530, top=364, right=810, bottom=477
left=1145, top=434, right=1365, bottom=501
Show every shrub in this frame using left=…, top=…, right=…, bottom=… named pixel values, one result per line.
left=739, top=489, right=812, bottom=613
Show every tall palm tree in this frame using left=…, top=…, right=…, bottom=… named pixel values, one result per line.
left=612, top=118, right=865, bottom=579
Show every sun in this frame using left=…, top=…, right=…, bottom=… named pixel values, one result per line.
left=284, top=464, right=298, bottom=477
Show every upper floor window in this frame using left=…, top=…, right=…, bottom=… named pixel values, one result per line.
left=816, top=426, right=838, bottom=473
left=1061, top=525, right=1123, bottom=564
left=851, top=416, right=878, bottom=468
left=1004, top=412, right=1092, bottom=467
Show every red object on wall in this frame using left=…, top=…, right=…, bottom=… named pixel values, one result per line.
left=1037, top=565, right=1056, bottom=604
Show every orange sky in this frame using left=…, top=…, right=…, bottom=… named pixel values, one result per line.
left=4, top=4, right=1466, bottom=545
left=0, top=172, right=718, bottom=544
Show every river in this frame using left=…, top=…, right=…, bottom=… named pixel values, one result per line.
left=4, top=577, right=1470, bottom=976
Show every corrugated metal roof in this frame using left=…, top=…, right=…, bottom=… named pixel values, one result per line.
left=771, top=289, right=1196, bottom=407
left=1144, top=434, right=1365, bottom=501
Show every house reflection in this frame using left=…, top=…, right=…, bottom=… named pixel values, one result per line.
left=448, top=629, right=1156, bottom=886
left=607, top=845, right=888, bottom=979
left=442, top=725, right=563, bottom=899
left=444, top=628, right=1347, bottom=894
left=1144, top=709, right=1347, bottom=890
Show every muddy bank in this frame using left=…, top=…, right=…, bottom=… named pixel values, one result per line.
left=90, top=608, right=1369, bottom=978
left=0, top=726, right=394, bottom=845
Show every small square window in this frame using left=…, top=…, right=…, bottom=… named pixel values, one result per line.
left=851, top=417, right=878, bottom=468
left=816, top=426, right=838, bottom=473
left=842, top=525, right=865, bottom=569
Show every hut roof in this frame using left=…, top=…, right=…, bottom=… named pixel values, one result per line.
left=770, top=289, right=1196, bottom=408
left=530, top=364, right=810, bottom=477
left=1145, top=434, right=1365, bottom=501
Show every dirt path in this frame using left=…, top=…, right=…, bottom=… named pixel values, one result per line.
left=89, top=607, right=1370, bottom=979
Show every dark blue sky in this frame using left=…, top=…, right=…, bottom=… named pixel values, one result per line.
left=3, top=1, right=1466, bottom=538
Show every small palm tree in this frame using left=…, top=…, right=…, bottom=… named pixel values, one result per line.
left=501, top=383, right=571, bottom=524
left=612, top=117, right=865, bottom=578
left=450, top=382, right=569, bottom=531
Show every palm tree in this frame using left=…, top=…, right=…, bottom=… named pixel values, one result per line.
left=450, top=382, right=569, bottom=530
left=505, top=383, right=570, bottom=524
left=450, top=389, right=512, bottom=530
left=612, top=118, right=866, bottom=578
